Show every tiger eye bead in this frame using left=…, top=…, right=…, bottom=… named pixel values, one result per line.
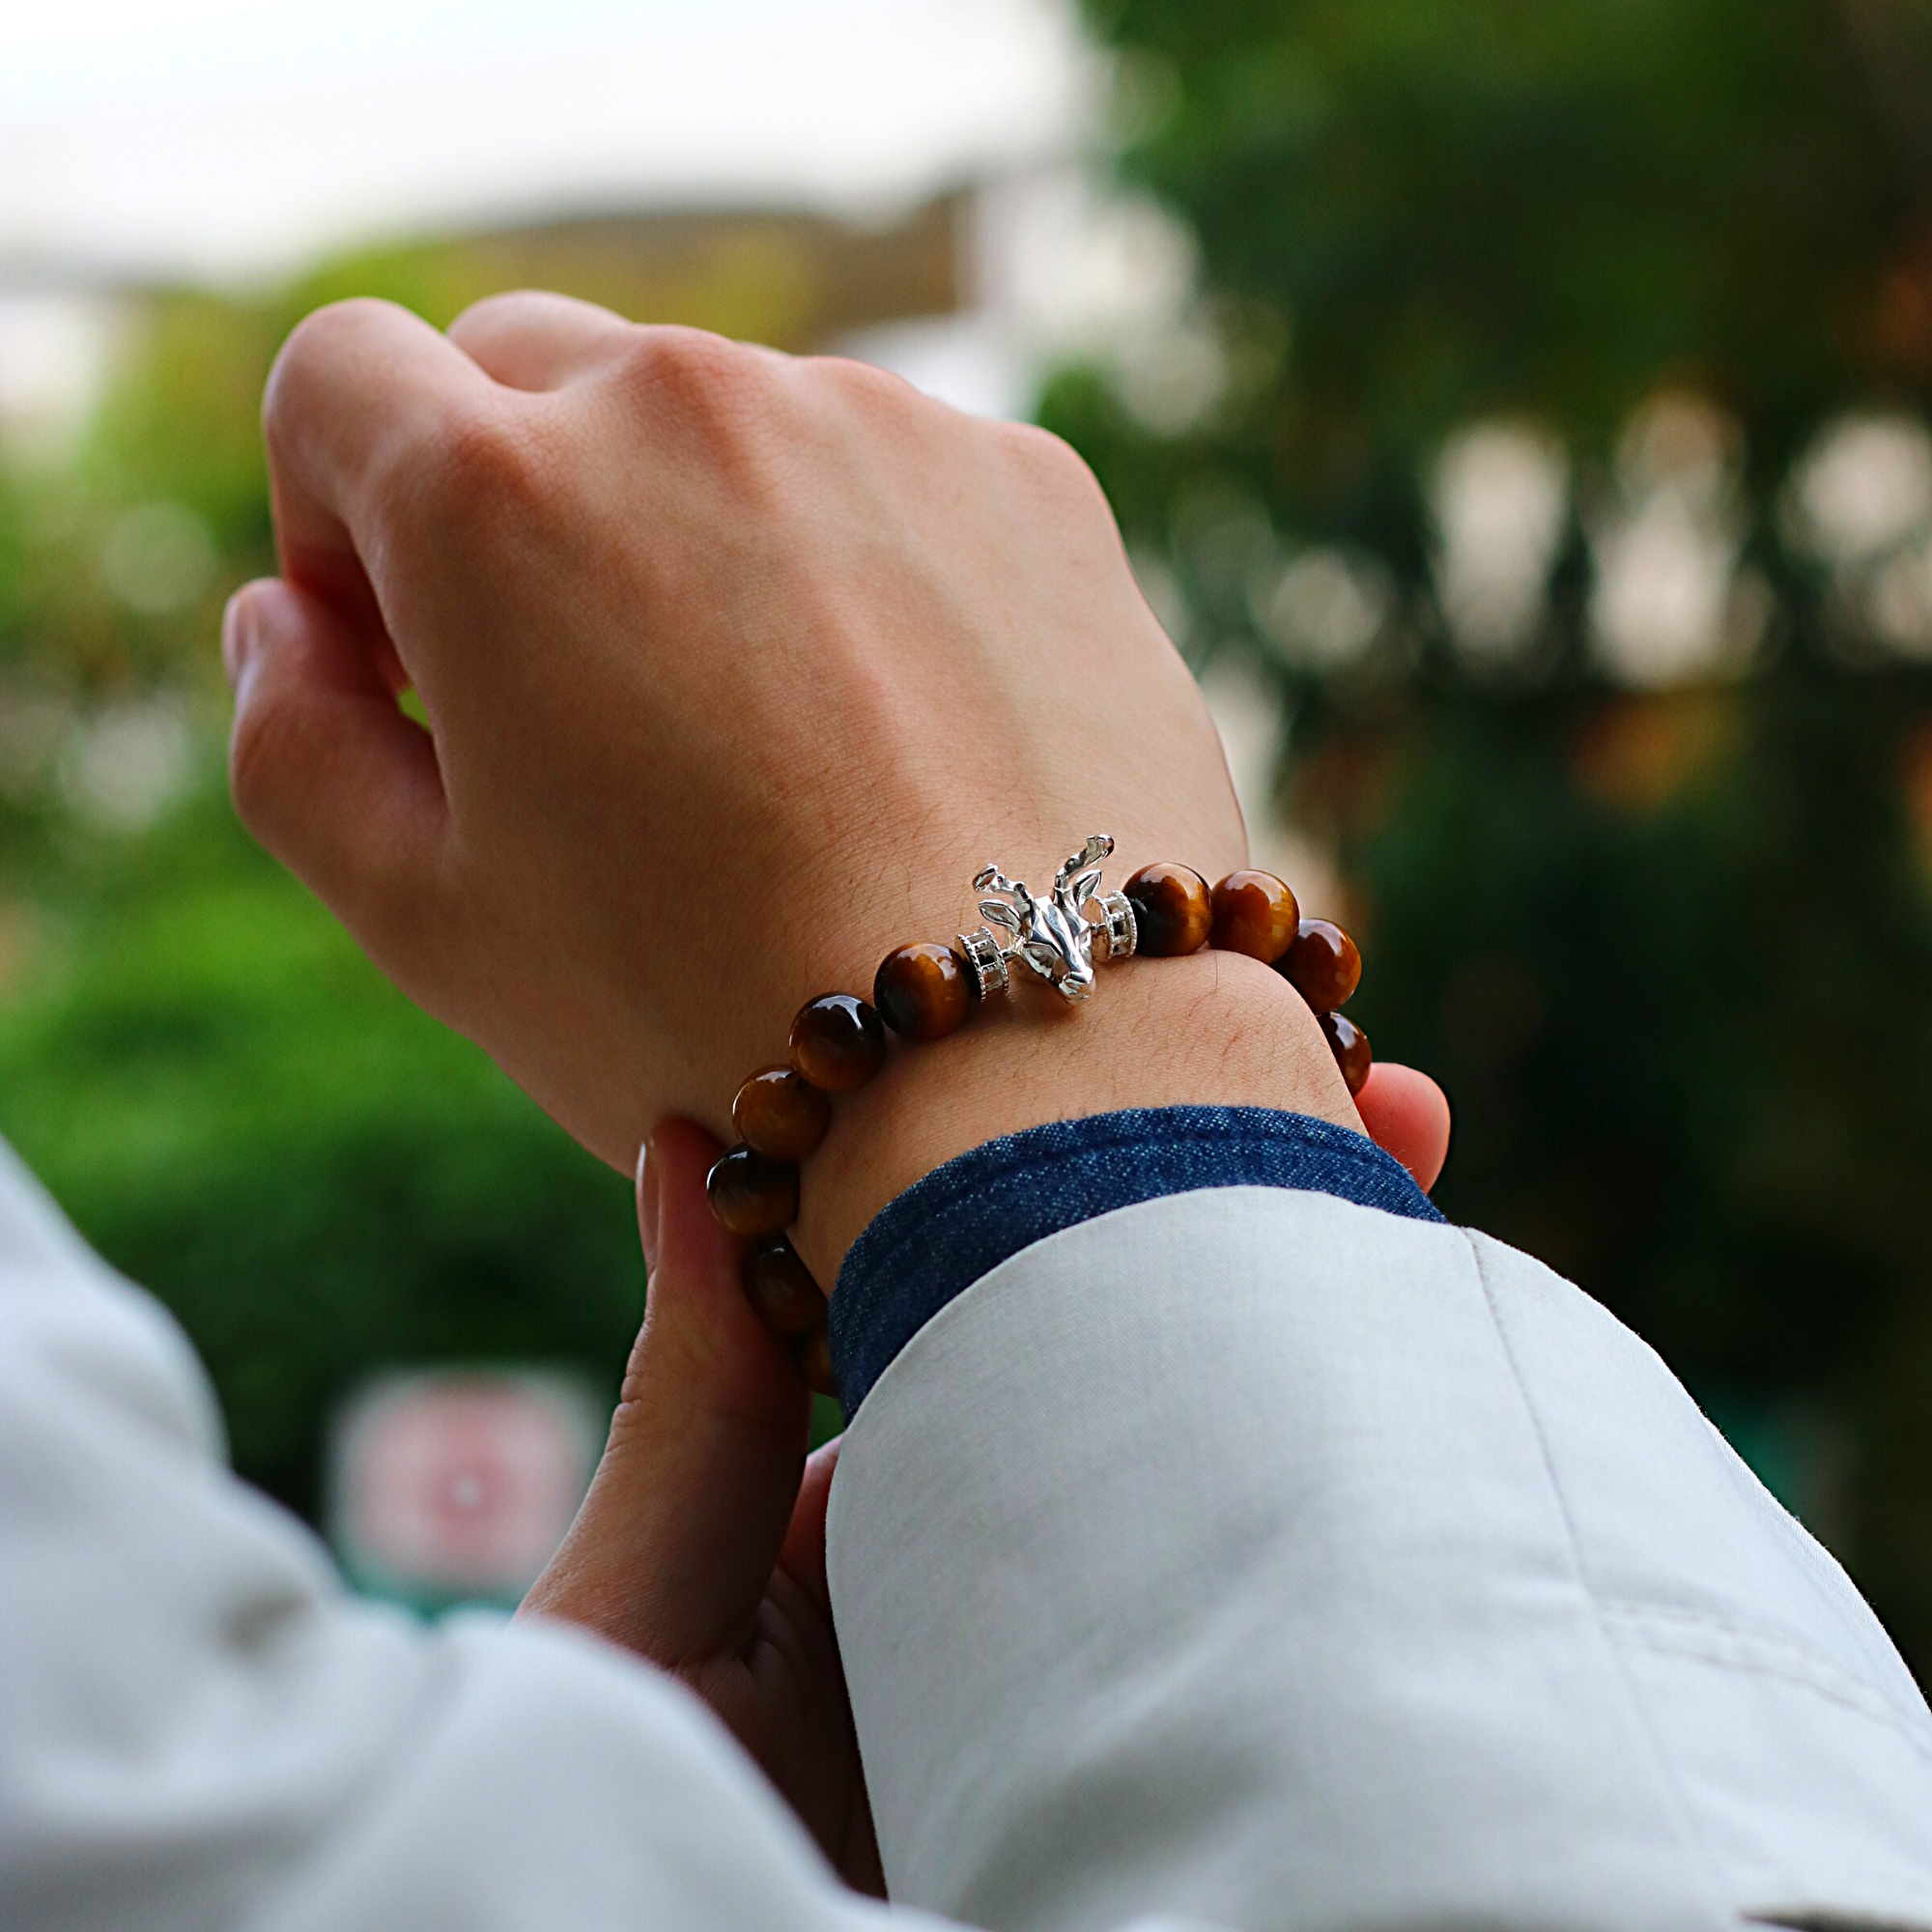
left=731, top=1065, right=831, bottom=1161
left=1320, top=1009, right=1374, bottom=1096
left=873, top=942, right=973, bottom=1041
left=797, top=1324, right=839, bottom=1399
left=743, top=1237, right=826, bottom=1335
left=1280, top=919, right=1362, bottom=1011
left=1210, top=869, right=1300, bottom=963
left=1123, top=863, right=1213, bottom=956
left=704, top=1144, right=800, bottom=1239
left=789, top=992, right=887, bottom=1092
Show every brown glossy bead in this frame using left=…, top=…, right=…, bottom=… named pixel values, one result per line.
left=797, top=1324, right=839, bottom=1399
left=1280, top=919, right=1362, bottom=1011
left=743, top=1237, right=825, bottom=1335
left=1123, top=863, right=1213, bottom=956
left=1320, top=1009, right=1373, bottom=1096
left=789, top=992, right=887, bottom=1092
left=874, top=942, right=973, bottom=1041
left=704, top=1144, right=799, bottom=1239
left=1210, top=869, right=1300, bottom=963
left=731, top=1065, right=831, bottom=1161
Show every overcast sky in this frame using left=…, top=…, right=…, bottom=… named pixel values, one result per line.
left=0, top=0, right=1087, bottom=284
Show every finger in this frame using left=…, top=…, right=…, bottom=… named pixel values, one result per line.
left=262, top=298, right=494, bottom=616
left=1355, top=1061, right=1453, bottom=1193
left=224, top=578, right=448, bottom=942
left=519, top=1119, right=812, bottom=1663
left=777, top=1437, right=841, bottom=1617
left=447, top=290, right=637, bottom=391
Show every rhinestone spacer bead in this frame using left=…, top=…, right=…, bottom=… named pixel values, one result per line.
left=1094, top=891, right=1138, bottom=964
left=955, top=925, right=1010, bottom=999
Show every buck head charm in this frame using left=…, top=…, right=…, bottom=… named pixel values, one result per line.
left=961, top=834, right=1137, bottom=1004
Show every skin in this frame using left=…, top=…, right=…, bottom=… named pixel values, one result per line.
left=223, top=289, right=1453, bottom=1887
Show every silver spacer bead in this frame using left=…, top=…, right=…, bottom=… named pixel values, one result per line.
left=956, top=925, right=1010, bottom=1000
left=1094, top=891, right=1138, bottom=964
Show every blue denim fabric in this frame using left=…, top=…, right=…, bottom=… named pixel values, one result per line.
left=829, top=1104, right=1444, bottom=1415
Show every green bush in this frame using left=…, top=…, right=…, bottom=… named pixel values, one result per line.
left=0, top=787, right=643, bottom=1520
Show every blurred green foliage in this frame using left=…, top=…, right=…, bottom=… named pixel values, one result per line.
left=0, top=791, right=643, bottom=1520
left=1084, top=0, right=1920, bottom=496
left=1049, top=0, right=1932, bottom=1673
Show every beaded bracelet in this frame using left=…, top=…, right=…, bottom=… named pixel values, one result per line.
left=703, top=835, right=1368, bottom=1400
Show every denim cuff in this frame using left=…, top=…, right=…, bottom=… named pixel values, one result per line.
left=828, top=1104, right=1444, bottom=1415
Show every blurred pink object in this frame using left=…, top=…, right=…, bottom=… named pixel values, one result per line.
left=328, top=1370, right=603, bottom=1605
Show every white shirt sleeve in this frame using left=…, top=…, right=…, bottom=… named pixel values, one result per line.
left=0, top=1141, right=940, bottom=1932
left=9, top=1122, right=1932, bottom=1932
left=829, top=1186, right=1932, bottom=1932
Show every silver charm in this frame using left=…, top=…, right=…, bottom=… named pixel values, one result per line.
left=967, top=834, right=1129, bottom=1004
left=1094, top=890, right=1138, bottom=964
left=954, top=924, right=1010, bottom=1000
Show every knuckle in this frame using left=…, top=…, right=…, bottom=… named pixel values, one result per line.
left=999, top=419, right=1114, bottom=519
left=445, top=288, right=542, bottom=340
left=401, top=399, right=553, bottom=530
left=809, top=354, right=953, bottom=442
left=264, top=298, right=403, bottom=437
left=814, top=353, right=912, bottom=409
left=612, top=326, right=769, bottom=433
left=1004, top=419, right=1098, bottom=490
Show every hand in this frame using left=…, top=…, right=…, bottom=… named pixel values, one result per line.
left=224, top=291, right=1448, bottom=1274
left=226, top=293, right=1246, bottom=1160
left=519, top=1118, right=883, bottom=1893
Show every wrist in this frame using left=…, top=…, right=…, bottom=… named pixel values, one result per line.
left=792, top=948, right=1358, bottom=1287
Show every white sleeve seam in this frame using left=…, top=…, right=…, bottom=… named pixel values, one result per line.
left=1462, top=1226, right=1731, bottom=1919
left=1597, top=1601, right=1932, bottom=1760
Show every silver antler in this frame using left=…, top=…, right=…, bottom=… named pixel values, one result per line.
left=1054, top=834, right=1114, bottom=916
left=974, top=864, right=1036, bottom=938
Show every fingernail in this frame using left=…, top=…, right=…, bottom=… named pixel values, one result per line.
left=638, top=1136, right=662, bottom=1276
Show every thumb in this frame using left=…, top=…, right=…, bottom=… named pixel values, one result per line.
left=224, top=577, right=447, bottom=945
left=1355, top=1061, right=1453, bottom=1193
left=519, top=1119, right=812, bottom=1663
